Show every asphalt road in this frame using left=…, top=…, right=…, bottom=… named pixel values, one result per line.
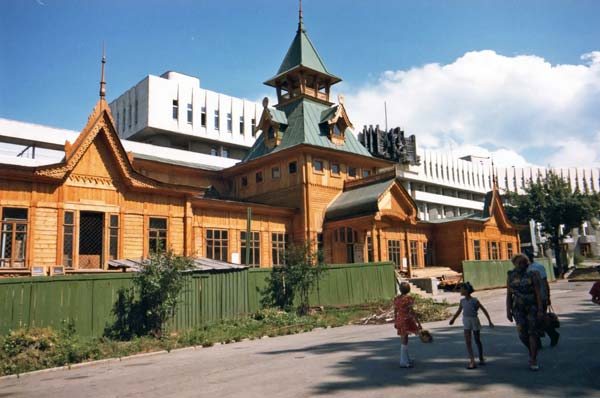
left=2, top=280, right=599, bottom=398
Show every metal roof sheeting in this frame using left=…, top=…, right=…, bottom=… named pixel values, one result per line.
left=108, top=257, right=248, bottom=272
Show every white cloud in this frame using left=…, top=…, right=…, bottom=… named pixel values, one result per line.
left=344, top=50, right=600, bottom=168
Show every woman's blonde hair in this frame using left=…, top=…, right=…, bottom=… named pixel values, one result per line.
left=399, top=281, right=411, bottom=295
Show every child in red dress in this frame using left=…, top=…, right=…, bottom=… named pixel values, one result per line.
left=393, top=282, right=422, bottom=368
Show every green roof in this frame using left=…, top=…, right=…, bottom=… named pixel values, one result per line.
left=325, top=178, right=395, bottom=221
left=265, top=25, right=340, bottom=85
left=242, top=99, right=373, bottom=162
left=268, top=108, right=288, bottom=125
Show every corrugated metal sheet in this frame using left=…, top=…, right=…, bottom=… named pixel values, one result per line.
left=463, top=258, right=555, bottom=290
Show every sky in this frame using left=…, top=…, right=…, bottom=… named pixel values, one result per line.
left=1, top=0, right=599, bottom=168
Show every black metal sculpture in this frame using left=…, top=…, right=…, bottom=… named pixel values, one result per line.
left=358, top=125, right=421, bottom=165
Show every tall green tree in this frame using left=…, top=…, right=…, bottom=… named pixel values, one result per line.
left=505, top=171, right=600, bottom=276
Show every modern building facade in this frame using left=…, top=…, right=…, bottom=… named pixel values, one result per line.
left=109, top=71, right=261, bottom=160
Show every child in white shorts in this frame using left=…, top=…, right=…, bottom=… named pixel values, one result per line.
left=449, top=282, right=494, bottom=369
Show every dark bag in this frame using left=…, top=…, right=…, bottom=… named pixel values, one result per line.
left=544, top=306, right=560, bottom=329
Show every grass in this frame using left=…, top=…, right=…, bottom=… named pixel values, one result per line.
left=0, top=298, right=451, bottom=377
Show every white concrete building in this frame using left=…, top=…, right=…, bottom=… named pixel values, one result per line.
left=396, top=148, right=600, bottom=221
left=109, top=71, right=261, bottom=160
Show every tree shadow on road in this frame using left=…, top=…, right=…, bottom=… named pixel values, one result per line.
left=262, top=306, right=600, bottom=397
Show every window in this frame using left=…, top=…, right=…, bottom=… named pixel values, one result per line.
left=388, top=240, right=401, bottom=268
left=187, top=103, right=193, bottom=124
left=227, top=112, right=232, bottom=133
left=241, top=231, right=260, bottom=267
left=256, top=171, right=263, bottom=183
left=317, top=233, right=324, bottom=263
left=214, top=110, right=220, bottom=130
left=487, top=241, right=499, bottom=260
left=473, top=240, right=481, bottom=260
left=367, top=235, right=374, bottom=262
left=267, top=126, right=275, bottom=140
left=271, top=167, right=280, bottom=179
left=222, top=148, right=229, bottom=158
left=271, top=233, right=287, bottom=266
left=239, top=116, right=245, bottom=135
left=134, top=99, right=138, bottom=125
left=241, top=176, right=248, bottom=187
left=1, top=208, right=28, bottom=268
left=172, top=100, right=178, bottom=120
left=148, top=217, right=167, bottom=253
left=128, top=104, right=132, bottom=128
left=206, top=229, right=228, bottom=261
left=423, top=241, right=433, bottom=266
left=348, top=167, right=357, bottom=177
left=251, top=118, right=256, bottom=137
left=362, top=169, right=371, bottom=178
left=331, top=163, right=340, bottom=175
left=289, top=161, right=297, bottom=174
left=201, top=106, right=206, bottom=127
left=313, top=159, right=323, bottom=173
left=410, top=240, right=419, bottom=267
left=109, top=214, right=119, bottom=260
left=333, top=124, right=341, bottom=136
left=507, top=242, right=514, bottom=259
left=62, top=211, right=74, bottom=267
left=210, top=147, right=218, bottom=156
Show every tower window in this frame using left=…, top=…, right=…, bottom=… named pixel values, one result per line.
left=268, top=126, right=275, bottom=140
left=239, top=116, right=245, bottom=135
left=201, top=106, right=206, bottom=126
left=251, top=118, right=256, bottom=137
left=289, top=161, right=297, bottom=174
left=227, top=113, right=232, bottom=133
left=187, top=103, right=193, bottom=124
left=214, top=110, right=220, bottom=130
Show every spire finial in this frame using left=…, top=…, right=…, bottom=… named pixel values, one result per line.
left=99, top=42, right=106, bottom=99
left=298, top=0, right=305, bottom=32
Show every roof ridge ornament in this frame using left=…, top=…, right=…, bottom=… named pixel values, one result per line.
left=298, top=0, right=305, bottom=33
left=99, top=42, right=106, bottom=99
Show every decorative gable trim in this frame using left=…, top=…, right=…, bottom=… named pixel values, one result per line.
left=256, top=97, right=287, bottom=150
left=34, top=99, right=202, bottom=196
left=321, top=96, right=353, bottom=146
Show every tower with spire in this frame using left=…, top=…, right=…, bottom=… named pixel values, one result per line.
left=243, top=1, right=371, bottom=161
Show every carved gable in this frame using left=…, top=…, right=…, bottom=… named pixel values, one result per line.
left=377, top=181, right=418, bottom=224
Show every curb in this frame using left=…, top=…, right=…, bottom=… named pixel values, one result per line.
left=0, top=326, right=335, bottom=381
left=0, top=345, right=200, bottom=381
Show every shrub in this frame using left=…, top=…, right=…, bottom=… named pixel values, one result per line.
left=105, top=250, right=193, bottom=339
left=260, top=242, right=327, bottom=315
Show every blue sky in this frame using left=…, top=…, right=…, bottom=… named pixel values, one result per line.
left=1, top=0, right=600, bottom=167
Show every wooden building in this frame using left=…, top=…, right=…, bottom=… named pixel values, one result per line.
left=0, top=14, right=521, bottom=277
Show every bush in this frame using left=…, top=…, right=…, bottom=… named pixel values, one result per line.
left=260, top=242, right=327, bottom=315
left=105, top=251, right=193, bottom=339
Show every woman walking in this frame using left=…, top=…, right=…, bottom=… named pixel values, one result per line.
left=393, top=282, right=422, bottom=368
left=507, top=254, right=544, bottom=370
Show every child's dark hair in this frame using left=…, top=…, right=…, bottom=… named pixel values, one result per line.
left=399, top=281, right=411, bottom=295
left=462, top=282, right=475, bottom=294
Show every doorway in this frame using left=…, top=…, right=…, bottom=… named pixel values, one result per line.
left=79, top=211, right=104, bottom=269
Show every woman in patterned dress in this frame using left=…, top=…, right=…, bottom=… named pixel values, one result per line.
left=393, top=282, right=422, bottom=368
left=507, top=254, right=544, bottom=371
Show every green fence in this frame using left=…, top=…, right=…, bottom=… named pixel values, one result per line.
left=463, top=258, right=555, bottom=290
left=247, top=262, right=396, bottom=312
left=0, top=262, right=395, bottom=337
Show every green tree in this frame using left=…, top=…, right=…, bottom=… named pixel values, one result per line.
left=261, top=242, right=327, bottom=315
left=505, top=171, right=600, bottom=276
left=105, top=250, right=192, bottom=339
